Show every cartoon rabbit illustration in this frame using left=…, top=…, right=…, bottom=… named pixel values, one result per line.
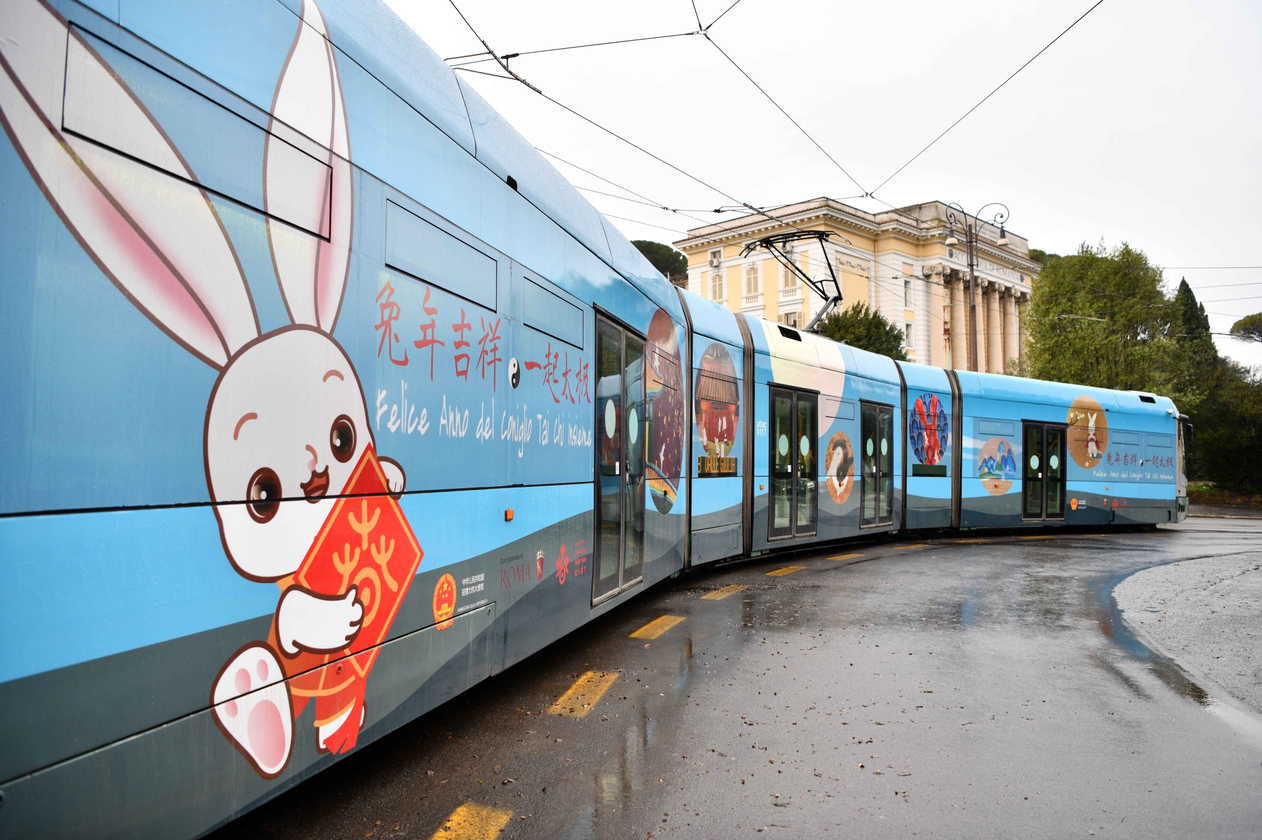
left=1, top=0, right=408, bottom=777
left=1086, top=412, right=1102, bottom=460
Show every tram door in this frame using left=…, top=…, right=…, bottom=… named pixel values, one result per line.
left=1022, top=422, right=1066, bottom=519
left=593, top=317, right=646, bottom=604
left=860, top=402, right=895, bottom=527
left=769, top=387, right=818, bottom=540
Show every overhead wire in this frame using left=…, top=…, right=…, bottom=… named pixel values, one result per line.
left=445, top=0, right=869, bottom=224
left=445, top=31, right=699, bottom=68
left=869, top=0, right=1105, bottom=198
left=706, top=0, right=745, bottom=29
left=599, top=213, right=689, bottom=235
left=574, top=185, right=737, bottom=215
left=702, top=33, right=868, bottom=195
left=442, top=0, right=1219, bottom=335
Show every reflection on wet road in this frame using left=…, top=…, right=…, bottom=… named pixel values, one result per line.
left=211, top=520, right=1262, bottom=839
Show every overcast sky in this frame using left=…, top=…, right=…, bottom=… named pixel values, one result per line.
left=383, top=0, right=1262, bottom=368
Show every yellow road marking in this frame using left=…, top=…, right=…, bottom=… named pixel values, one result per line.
left=548, top=671, right=619, bottom=717
left=954, top=538, right=989, bottom=543
left=629, top=615, right=686, bottom=639
left=702, top=584, right=749, bottom=600
left=899, top=544, right=929, bottom=549
left=828, top=553, right=865, bottom=561
left=1020, top=535, right=1054, bottom=540
left=429, top=803, right=513, bottom=840
left=767, top=566, right=806, bottom=576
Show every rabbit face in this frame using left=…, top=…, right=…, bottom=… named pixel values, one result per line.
left=205, top=327, right=372, bottom=582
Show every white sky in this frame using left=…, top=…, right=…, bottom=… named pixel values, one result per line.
left=383, top=0, right=1262, bottom=368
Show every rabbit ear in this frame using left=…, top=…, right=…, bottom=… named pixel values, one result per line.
left=266, top=0, right=353, bottom=335
left=0, top=0, right=259, bottom=369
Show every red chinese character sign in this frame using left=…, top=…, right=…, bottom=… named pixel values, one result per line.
left=269, top=447, right=422, bottom=755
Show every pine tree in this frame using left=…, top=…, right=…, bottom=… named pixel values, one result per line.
left=1168, top=278, right=1218, bottom=415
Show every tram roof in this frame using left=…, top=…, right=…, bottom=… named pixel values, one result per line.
left=287, top=0, right=680, bottom=315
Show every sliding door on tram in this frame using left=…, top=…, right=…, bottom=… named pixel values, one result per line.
left=860, top=401, right=895, bottom=527
left=593, top=317, right=646, bottom=604
left=769, top=387, right=818, bottom=540
left=1022, top=421, right=1066, bottom=520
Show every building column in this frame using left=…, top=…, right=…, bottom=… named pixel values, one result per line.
left=987, top=282, right=1003, bottom=374
left=972, top=278, right=988, bottom=372
left=1016, top=292, right=1028, bottom=375
left=1002, top=288, right=1019, bottom=374
left=949, top=272, right=967, bottom=370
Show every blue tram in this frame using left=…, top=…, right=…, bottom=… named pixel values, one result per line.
left=0, top=0, right=1187, bottom=836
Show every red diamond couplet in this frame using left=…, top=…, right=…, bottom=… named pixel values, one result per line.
left=291, top=445, right=423, bottom=681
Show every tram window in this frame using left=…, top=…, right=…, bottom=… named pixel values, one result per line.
left=64, top=29, right=334, bottom=239
left=524, top=279, right=582, bottom=348
left=387, top=201, right=497, bottom=311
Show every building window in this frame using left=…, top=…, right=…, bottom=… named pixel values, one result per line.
left=783, top=312, right=800, bottom=328
left=710, top=271, right=724, bottom=301
left=782, top=261, right=795, bottom=288
left=709, top=248, right=722, bottom=266
left=904, top=279, right=912, bottom=308
left=745, top=262, right=761, bottom=295
left=904, top=322, right=913, bottom=349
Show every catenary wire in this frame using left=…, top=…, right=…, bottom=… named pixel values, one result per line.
left=599, top=213, right=689, bottom=235
left=446, top=31, right=699, bottom=68
left=439, top=6, right=1213, bottom=329
left=869, top=0, right=1105, bottom=198
left=444, top=0, right=859, bottom=244
left=574, top=185, right=740, bottom=215
left=703, top=33, right=868, bottom=195
left=706, top=0, right=745, bottom=29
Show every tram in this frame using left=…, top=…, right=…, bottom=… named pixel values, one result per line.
left=0, top=0, right=1188, bottom=836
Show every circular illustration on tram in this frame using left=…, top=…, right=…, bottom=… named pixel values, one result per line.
left=909, top=392, right=948, bottom=465
left=825, top=431, right=856, bottom=504
left=978, top=436, right=1018, bottom=495
left=694, top=342, right=740, bottom=476
left=1066, top=395, right=1108, bottom=469
left=646, top=309, right=685, bottom=513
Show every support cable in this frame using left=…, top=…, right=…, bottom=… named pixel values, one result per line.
left=869, top=0, right=1105, bottom=198
left=703, top=33, right=868, bottom=195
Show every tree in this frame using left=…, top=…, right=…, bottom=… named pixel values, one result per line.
left=1231, top=312, right=1262, bottom=343
left=1190, top=359, right=1262, bottom=493
left=1029, top=248, right=1062, bottom=266
left=632, top=240, right=688, bottom=285
left=816, top=301, right=909, bottom=361
left=1168, top=278, right=1219, bottom=415
left=1024, top=242, right=1179, bottom=397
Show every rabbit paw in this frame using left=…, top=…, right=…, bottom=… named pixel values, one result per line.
left=379, top=456, right=406, bottom=499
left=277, top=586, right=363, bottom=656
left=212, top=643, right=293, bottom=778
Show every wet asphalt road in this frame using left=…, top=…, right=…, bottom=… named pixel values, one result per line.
left=211, top=519, right=1262, bottom=840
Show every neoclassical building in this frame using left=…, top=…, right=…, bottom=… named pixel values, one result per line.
left=673, top=198, right=1040, bottom=374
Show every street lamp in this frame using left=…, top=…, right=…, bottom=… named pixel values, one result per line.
left=943, top=202, right=1010, bottom=373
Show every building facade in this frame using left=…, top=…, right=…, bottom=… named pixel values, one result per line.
left=673, top=198, right=1041, bottom=374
